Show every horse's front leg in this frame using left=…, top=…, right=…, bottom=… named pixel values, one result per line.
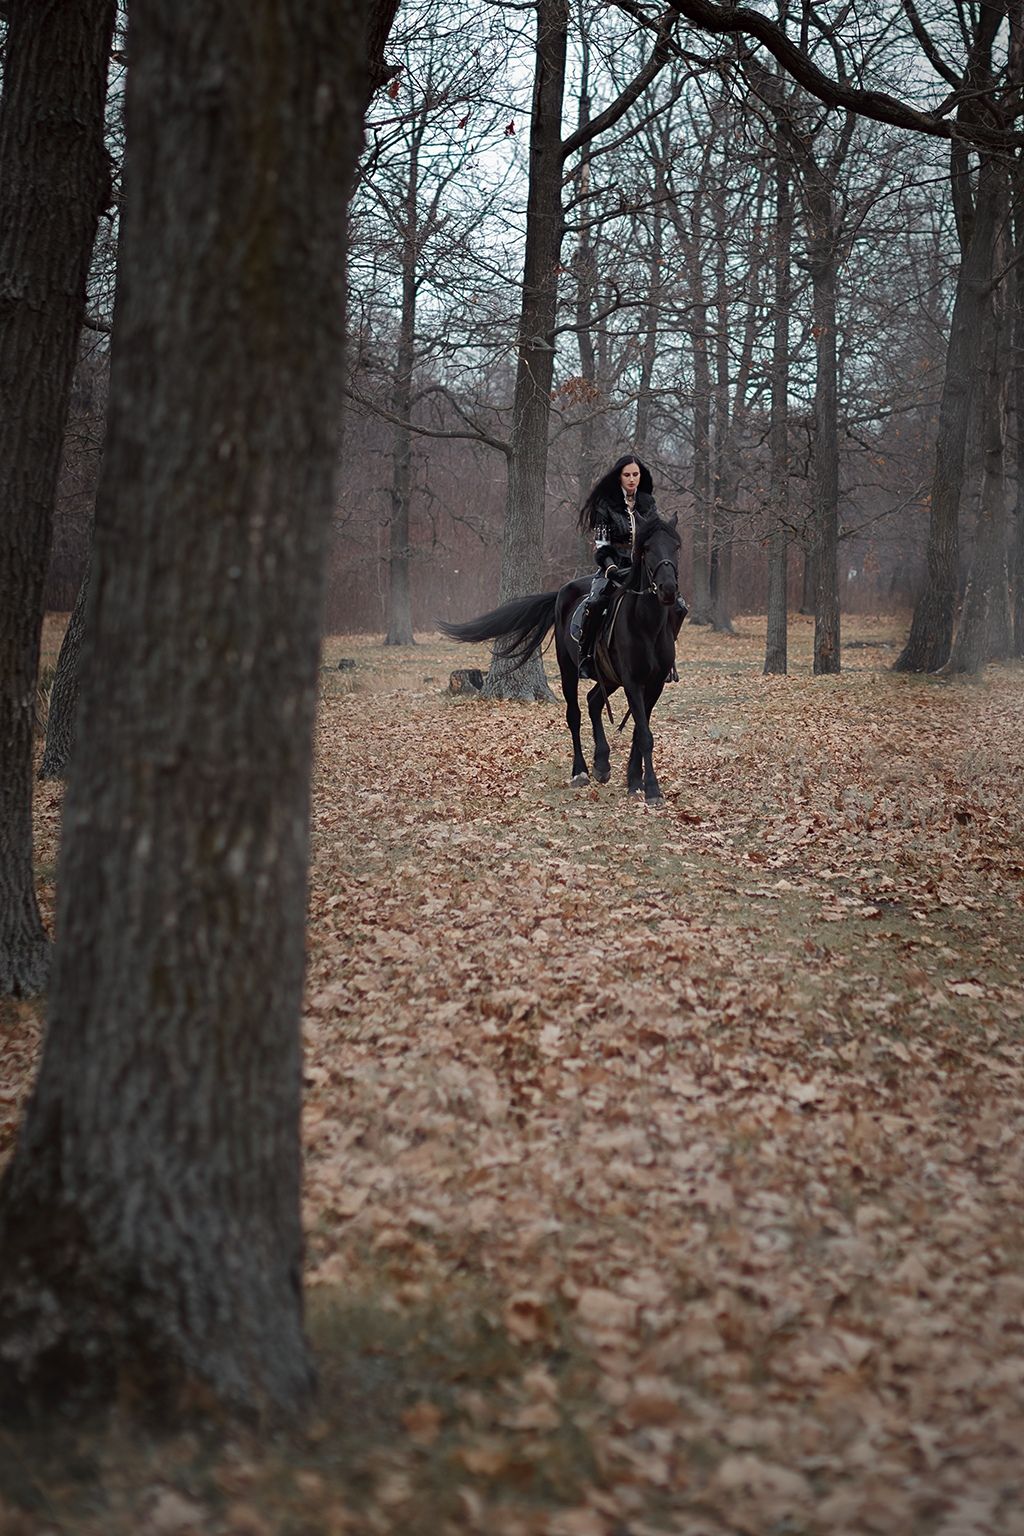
left=559, top=657, right=590, bottom=785
left=624, top=684, right=662, bottom=804
left=587, top=684, right=612, bottom=782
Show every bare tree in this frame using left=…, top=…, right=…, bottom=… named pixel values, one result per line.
left=764, top=81, right=793, bottom=673
left=484, top=0, right=683, bottom=699
left=0, top=0, right=390, bottom=1423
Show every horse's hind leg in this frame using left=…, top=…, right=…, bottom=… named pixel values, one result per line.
left=587, top=686, right=612, bottom=782
left=560, top=659, right=590, bottom=786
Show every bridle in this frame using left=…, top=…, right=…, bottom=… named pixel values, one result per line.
left=621, top=509, right=679, bottom=596
left=643, top=554, right=678, bottom=595
left=626, top=532, right=678, bottom=597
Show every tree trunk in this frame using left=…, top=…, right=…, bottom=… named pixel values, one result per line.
left=0, top=0, right=115, bottom=996
left=894, top=153, right=1001, bottom=672
left=483, top=0, right=568, bottom=702
left=573, top=25, right=600, bottom=552
left=764, top=149, right=792, bottom=676
left=1016, top=422, right=1024, bottom=657
left=0, top=0, right=370, bottom=1423
left=1015, top=466, right=1024, bottom=657
left=944, top=195, right=1013, bottom=674
left=688, top=300, right=713, bottom=624
left=384, top=131, right=419, bottom=647
left=709, top=164, right=735, bottom=635
left=38, top=548, right=91, bottom=782
left=1013, top=156, right=1024, bottom=657
left=810, top=248, right=840, bottom=673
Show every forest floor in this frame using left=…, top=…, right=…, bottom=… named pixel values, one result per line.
left=3, top=612, right=1024, bottom=1536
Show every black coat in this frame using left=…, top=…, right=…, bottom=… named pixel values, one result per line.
left=590, top=489, right=657, bottom=569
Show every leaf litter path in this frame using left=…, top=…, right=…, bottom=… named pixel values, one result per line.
left=4, top=617, right=1024, bottom=1536
left=303, top=619, right=1024, bottom=1536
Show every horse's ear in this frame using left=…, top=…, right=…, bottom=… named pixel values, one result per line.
left=668, top=511, right=678, bottom=529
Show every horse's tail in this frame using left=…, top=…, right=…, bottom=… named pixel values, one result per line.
left=438, top=591, right=558, bottom=670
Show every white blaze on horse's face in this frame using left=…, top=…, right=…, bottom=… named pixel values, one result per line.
left=619, top=462, right=641, bottom=496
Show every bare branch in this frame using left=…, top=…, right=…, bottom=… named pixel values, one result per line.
left=611, top=0, right=1024, bottom=148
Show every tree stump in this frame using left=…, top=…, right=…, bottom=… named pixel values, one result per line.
left=449, top=667, right=484, bottom=694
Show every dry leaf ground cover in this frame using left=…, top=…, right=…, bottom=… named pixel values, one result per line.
left=3, top=613, right=1024, bottom=1536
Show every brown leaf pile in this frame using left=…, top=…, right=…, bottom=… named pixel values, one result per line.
left=302, top=618, right=1024, bottom=1534
left=4, top=614, right=1024, bottom=1536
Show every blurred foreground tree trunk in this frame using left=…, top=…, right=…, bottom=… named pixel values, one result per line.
left=1015, top=203, right=1024, bottom=656
left=0, top=0, right=115, bottom=995
left=0, top=0, right=375, bottom=1423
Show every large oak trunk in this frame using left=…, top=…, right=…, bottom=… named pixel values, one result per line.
left=944, top=193, right=1013, bottom=675
left=0, top=0, right=115, bottom=995
left=0, top=0, right=369, bottom=1422
left=894, top=154, right=1001, bottom=673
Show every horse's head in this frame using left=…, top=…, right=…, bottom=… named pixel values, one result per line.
left=635, top=512, right=681, bottom=607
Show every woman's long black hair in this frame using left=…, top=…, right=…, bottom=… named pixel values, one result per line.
left=576, top=454, right=654, bottom=531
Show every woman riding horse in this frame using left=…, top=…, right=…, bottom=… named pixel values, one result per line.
left=440, top=500, right=687, bottom=802
left=572, top=455, right=657, bottom=679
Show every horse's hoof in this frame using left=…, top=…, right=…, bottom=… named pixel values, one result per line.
left=645, top=794, right=665, bottom=808
left=627, top=787, right=643, bottom=799
left=570, top=771, right=590, bottom=787
left=594, top=769, right=610, bottom=784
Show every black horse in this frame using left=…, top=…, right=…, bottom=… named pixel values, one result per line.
left=441, top=512, right=684, bottom=804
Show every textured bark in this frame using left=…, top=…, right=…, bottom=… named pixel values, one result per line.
left=38, top=551, right=91, bottom=782
left=0, top=0, right=370, bottom=1422
left=1016, top=237, right=1024, bottom=653
left=764, top=148, right=792, bottom=676
left=894, top=159, right=1000, bottom=671
left=0, top=0, right=115, bottom=996
left=483, top=0, right=568, bottom=702
left=944, top=195, right=1013, bottom=675
left=1015, top=465, right=1024, bottom=657
left=1010, top=29, right=1024, bottom=658
left=893, top=3, right=1004, bottom=672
